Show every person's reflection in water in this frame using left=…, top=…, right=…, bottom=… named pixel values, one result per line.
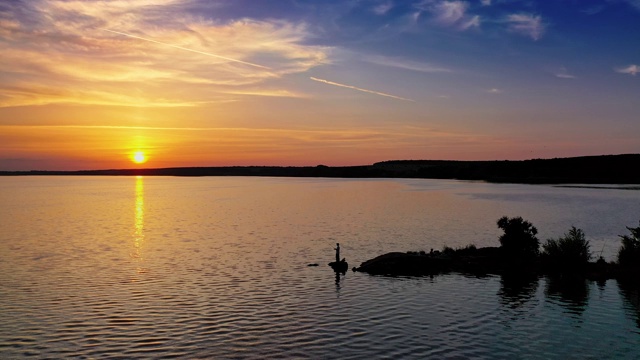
left=334, top=267, right=346, bottom=294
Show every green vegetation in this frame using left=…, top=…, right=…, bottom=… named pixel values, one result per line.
left=497, top=216, right=540, bottom=260
left=542, top=227, right=591, bottom=270
left=618, top=221, right=640, bottom=268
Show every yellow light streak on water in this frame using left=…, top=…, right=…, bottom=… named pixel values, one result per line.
left=132, top=176, right=146, bottom=277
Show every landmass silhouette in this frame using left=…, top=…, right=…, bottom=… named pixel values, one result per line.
left=2, top=154, right=639, bottom=184
left=354, top=217, right=640, bottom=283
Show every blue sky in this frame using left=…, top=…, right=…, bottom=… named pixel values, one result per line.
left=0, top=0, right=638, bottom=170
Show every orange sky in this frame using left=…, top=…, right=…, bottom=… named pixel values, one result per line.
left=1, top=0, right=638, bottom=170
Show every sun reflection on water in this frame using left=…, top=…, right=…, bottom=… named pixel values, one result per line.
left=132, top=176, right=146, bottom=277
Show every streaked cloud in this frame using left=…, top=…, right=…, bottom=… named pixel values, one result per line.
left=310, top=77, right=414, bottom=101
left=583, top=1, right=639, bottom=14
left=101, top=29, right=270, bottom=69
left=0, top=83, right=221, bottom=108
left=582, top=5, right=606, bottom=15
left=623, top=0, right=640, bottom=11
left=0, top=0, right=330, bottom=108
left=432, top=1, right=468, bottom=24
left=364, top=55, right=453, bottom=73
left=554, top=67, right=576, bottom=79
left=486, top=88, right=502, bottom=94
left=480, top=0, right=491, bottom=6
left=223, top=89, right=310, bottom=98
left=416, top=0, right=481, bottom=30
left=459, top=15, right=480, bottom=30
left=615, top=64, right=639, bottom=76
left=507, top=13, right=544, bottom=41
left=373, top=2, right=394, bottom=15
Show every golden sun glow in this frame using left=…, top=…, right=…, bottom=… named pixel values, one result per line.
left=132, top=151, right=147, bottom=164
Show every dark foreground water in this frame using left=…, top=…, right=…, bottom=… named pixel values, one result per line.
left=1, top=176, right=639, bottom=358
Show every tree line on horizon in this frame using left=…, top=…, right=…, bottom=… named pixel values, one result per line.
left=1, top=154, right=639, bottom=184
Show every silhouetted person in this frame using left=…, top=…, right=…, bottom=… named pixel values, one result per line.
left=335, top=243, right=340, bottom=263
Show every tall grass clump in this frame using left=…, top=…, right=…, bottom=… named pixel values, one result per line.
left=618, top=221, right=640, bottom=268
left=542, top=226, right=591, bottom=270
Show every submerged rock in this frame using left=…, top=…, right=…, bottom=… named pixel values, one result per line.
left=355, top=246, right=631, bottom=280
left=355, top=252, right=453, bottom=276
left=355, top=248, right=508, bottom=276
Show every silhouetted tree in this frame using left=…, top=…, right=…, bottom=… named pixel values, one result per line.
left=542, top=226, right=591, bottom=270
left=497, top=216, right=539, bottom=260
left=618, top=221, right=640, bottom=268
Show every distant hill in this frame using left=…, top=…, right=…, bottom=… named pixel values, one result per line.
left=371, top=154, right=640, bottom=184
left=1, top=154, right=638, bottom=184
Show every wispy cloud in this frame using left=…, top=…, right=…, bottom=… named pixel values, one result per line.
left=416, top=0, right=481, bottom=30
left=554, top=67, right=576, bottom=79
left=310, top=77, right=414, bottom=101
left=460, top=15, right=480, bottom=30
left=582, top=5, right=606, bottom=15
left=373, top=1, right=394, bottom=15
left=1, top=125, right=337, bottom=133
left=583, top=1, right=639, bottom=14
left=623, top=0, right=640, bottom=11
left=486, top=88, right=502, bottom=94
left=480, top=0, right=491, bottom=6
left=364, top=55, right=453, bottom=73
left=101, top=29, right=270, bottom=69
left=507, top=13, right=545, bottom=41
left=615, top=64, right=639, bottom=76
left=0, top=83, right=218, bottom=108
left=223, top=89, right=310, bottom=98
left=0, top=0, right=330, bottom=108
left=432, top=1, right=468, bottom=24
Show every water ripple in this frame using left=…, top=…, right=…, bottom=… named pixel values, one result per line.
left=2, top=177, right=640, bottom=358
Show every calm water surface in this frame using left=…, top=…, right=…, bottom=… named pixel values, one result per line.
left=1, top=176, right=639, bottom=359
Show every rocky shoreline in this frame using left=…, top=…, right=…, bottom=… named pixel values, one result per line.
left=353, top=246, right=636, bottom=281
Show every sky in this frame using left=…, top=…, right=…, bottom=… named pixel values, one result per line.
left=0, top=0, right=639, bottom=170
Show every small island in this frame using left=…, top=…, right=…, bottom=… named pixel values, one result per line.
left=354, top=217, right=640, bottom=282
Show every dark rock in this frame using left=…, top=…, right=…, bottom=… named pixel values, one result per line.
left=355, top=246, right=630, bottom=281
left=355, top=252, right=453, bottom=276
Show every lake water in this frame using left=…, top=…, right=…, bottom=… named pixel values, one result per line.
left=1, top=176, right=639, bottom=359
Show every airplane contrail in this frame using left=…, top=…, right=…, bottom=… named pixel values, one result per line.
left=310, top=77, right=414, bottom=102
left=102, top=28, right=270, bottom=70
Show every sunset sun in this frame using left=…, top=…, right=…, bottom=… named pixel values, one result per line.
left=132, top=151, right=147, bottom=164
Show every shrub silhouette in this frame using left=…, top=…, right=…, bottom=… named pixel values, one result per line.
left=497, top=216, right=539, bottom=260
left=542, top=226, right=591, bottom=270
left=618, top=221, right=640, bottom=268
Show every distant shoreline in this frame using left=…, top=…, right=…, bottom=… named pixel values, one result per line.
left=1, top=154, right=639, bottom=185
